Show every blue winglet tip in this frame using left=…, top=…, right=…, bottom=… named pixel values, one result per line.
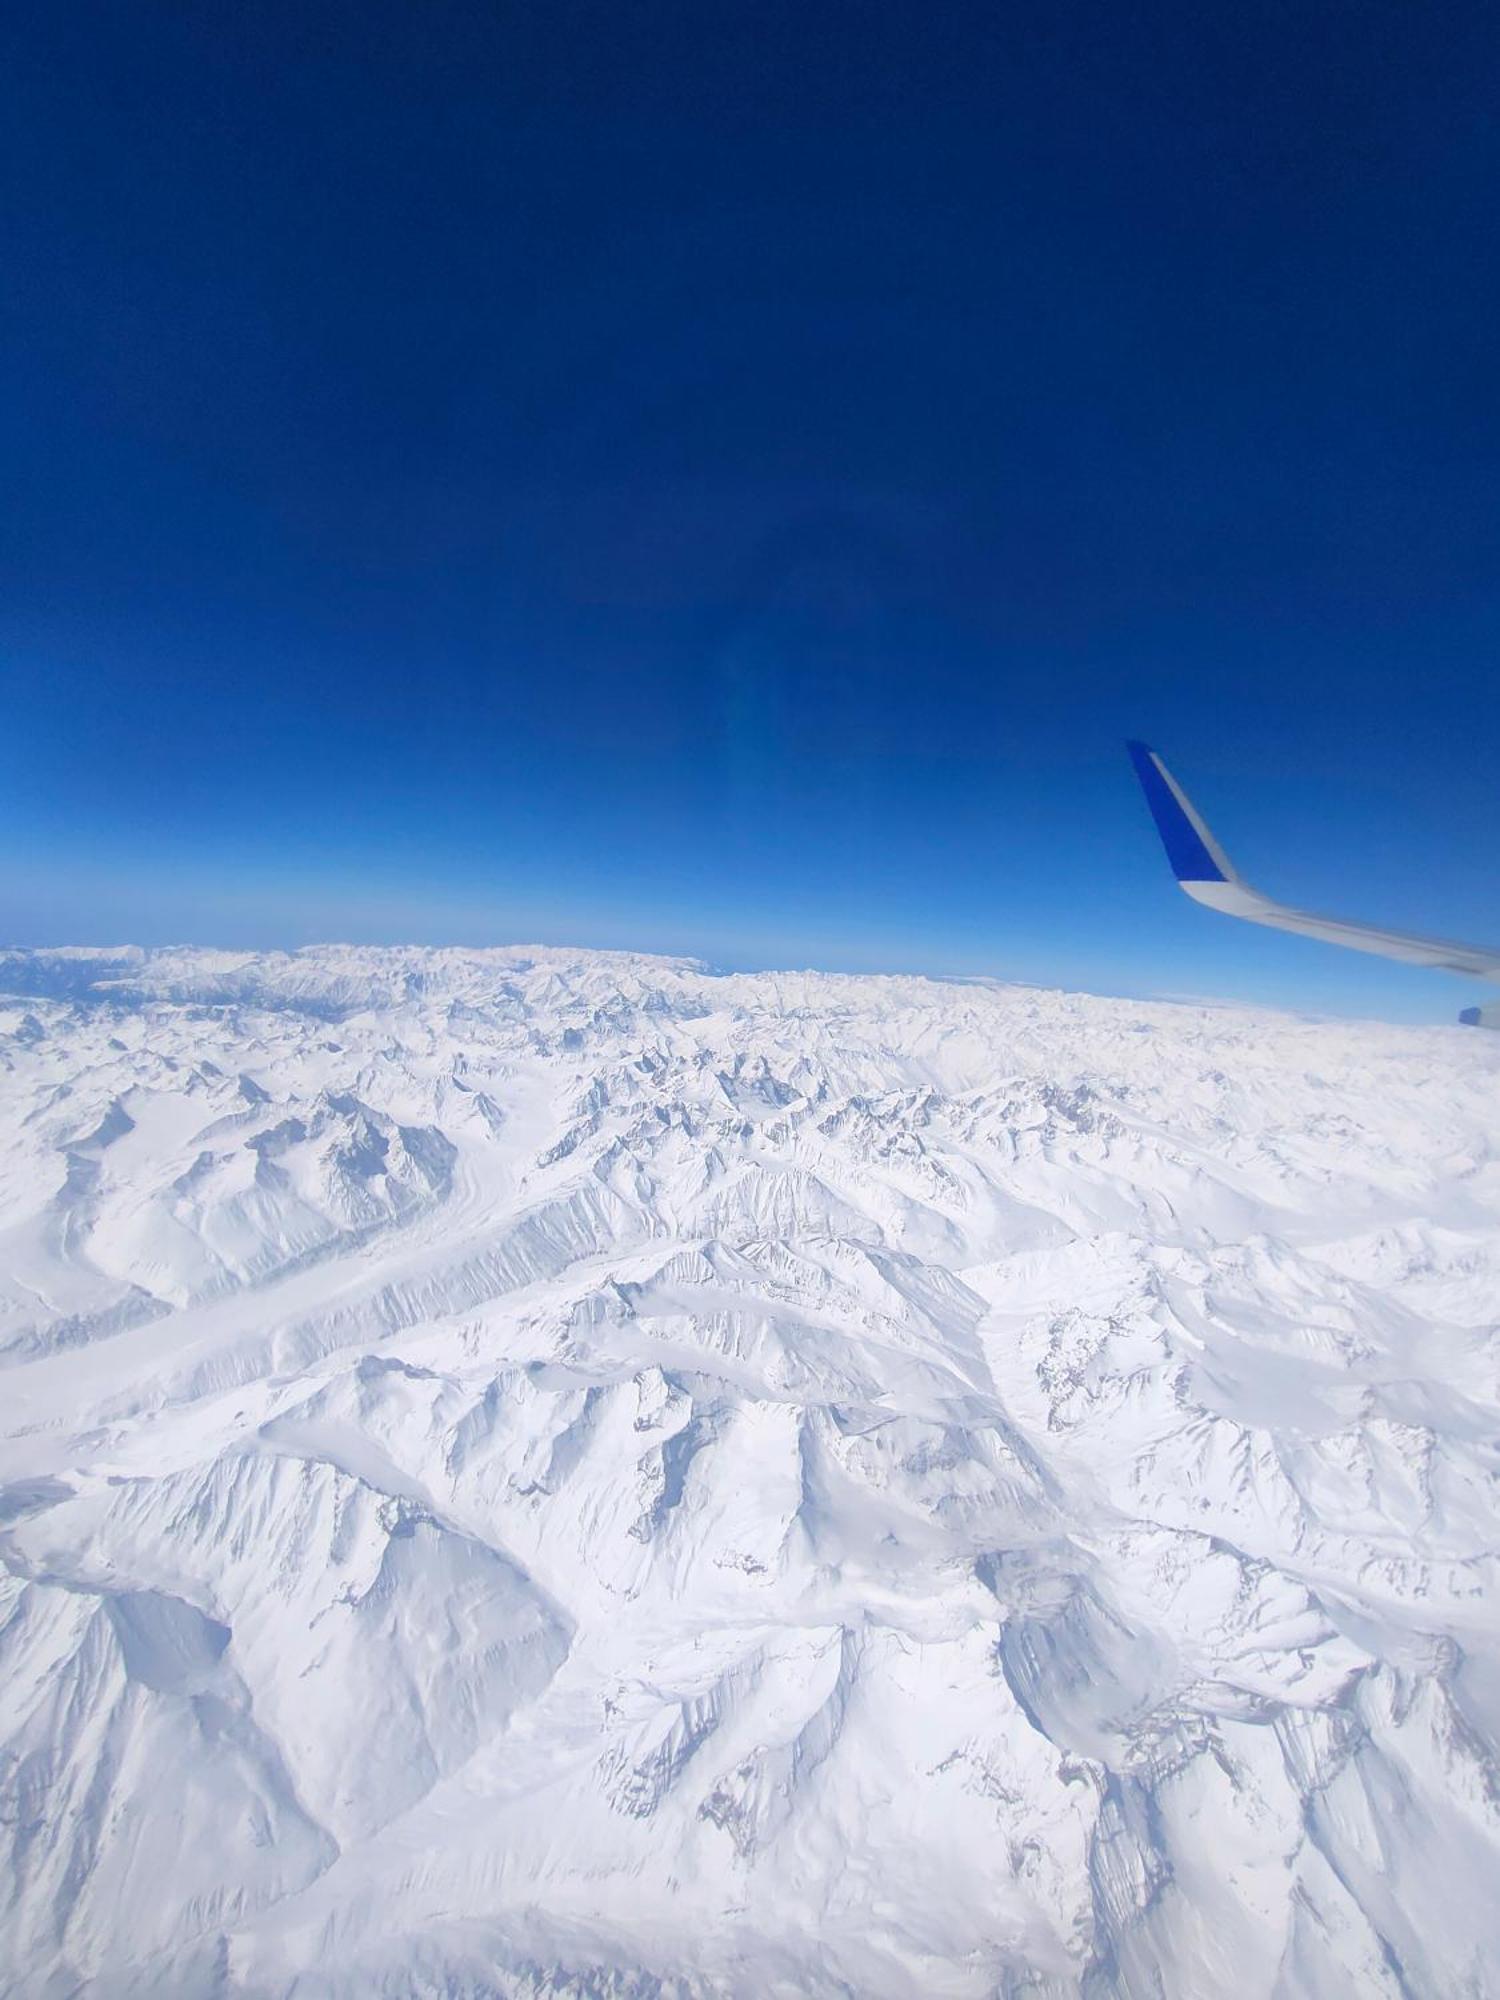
left=1125, top=739, right=1227, bottom=885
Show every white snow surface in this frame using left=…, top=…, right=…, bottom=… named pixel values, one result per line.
left=2, top=943, right=1500, bottom=1998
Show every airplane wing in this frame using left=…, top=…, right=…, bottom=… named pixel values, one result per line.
left=1127, top=742, right=1500, bottom=993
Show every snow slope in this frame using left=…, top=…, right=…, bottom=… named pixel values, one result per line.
left=2, top=944, right=1499, bottom=1998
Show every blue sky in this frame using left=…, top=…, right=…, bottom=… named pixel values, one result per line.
left=4, top=2, right=1498, bottom=1025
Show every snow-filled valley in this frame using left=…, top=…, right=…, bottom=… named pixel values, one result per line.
left=2, top=942, right=1499, bottom=1998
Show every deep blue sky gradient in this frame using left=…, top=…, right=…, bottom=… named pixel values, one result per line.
left=4, top=2, right=1499, bottom=1022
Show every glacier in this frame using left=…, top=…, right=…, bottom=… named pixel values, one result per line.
left=1, top=943, right=1499, bottom=1998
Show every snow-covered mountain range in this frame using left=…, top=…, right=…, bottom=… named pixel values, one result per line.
left=2, top=944, right=1499, bottom=1997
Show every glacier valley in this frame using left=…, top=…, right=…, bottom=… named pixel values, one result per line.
left=2, top=944, right=1499, bottom=1998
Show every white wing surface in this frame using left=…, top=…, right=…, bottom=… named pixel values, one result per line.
left=1128, top=742, right=1500, bottom=1007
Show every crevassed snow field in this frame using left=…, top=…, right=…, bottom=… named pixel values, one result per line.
left=2, top=944, right=1499, bottom=1998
